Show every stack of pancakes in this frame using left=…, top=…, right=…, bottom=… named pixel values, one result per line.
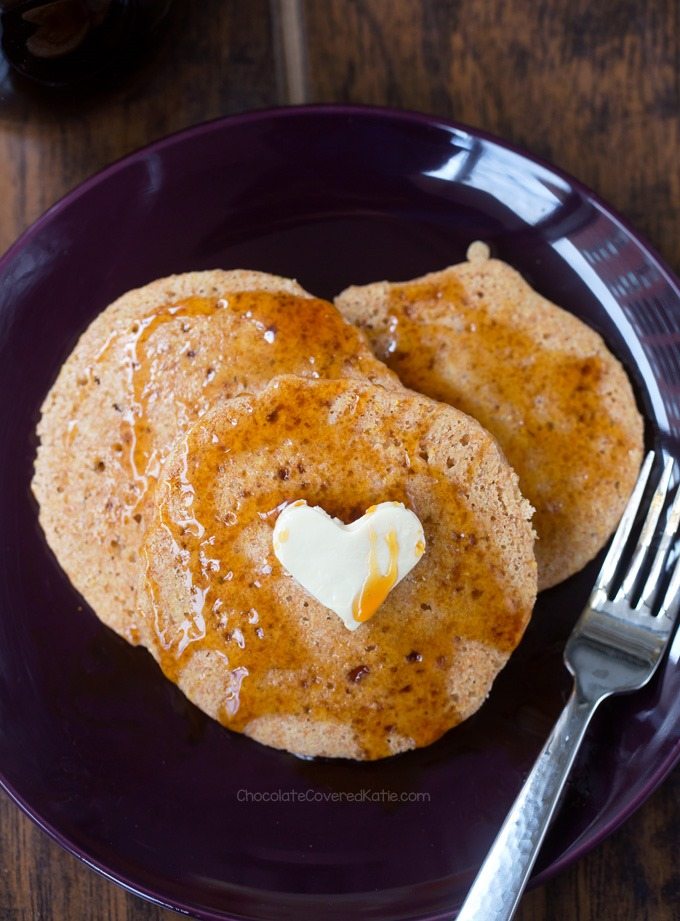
left=33, top=246, right=643, bottom=760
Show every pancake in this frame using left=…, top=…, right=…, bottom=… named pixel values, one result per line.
left=138, top=376, right=537, bottom=760
left=32, top=270, right=400, bottom=642
left=335, top=243, right=644, bottom=590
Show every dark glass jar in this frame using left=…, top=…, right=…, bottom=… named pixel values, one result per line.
left=0, top=0, right=173, bottom=86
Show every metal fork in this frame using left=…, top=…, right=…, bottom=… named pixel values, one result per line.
left=456, top=450, right=680, bottom=921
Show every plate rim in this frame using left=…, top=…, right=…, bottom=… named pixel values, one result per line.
left=1, top=102, right=679, bottom=918
left=2, top=102, right=680, bottom=301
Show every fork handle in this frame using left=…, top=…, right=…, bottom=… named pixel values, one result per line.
left=456, top=688, right=601, bottom=921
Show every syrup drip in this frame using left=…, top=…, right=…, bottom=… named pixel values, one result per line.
left=96, top=297, right=225, bottom=514
left=352, top=529, right=400, bottom=623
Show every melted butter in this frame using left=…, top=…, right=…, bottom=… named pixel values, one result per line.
left=143, top=378, right=532, bottom=759
left=88, top=291, right=389, bottom=518
left=352, top=529, right=399, bottom=623
left=375, top=277, right=639, bottom=573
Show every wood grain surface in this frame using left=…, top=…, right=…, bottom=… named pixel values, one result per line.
left=1, top=1, right=678, bottom=918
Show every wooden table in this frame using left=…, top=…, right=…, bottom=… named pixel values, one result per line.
left=1, top=2, right=678, bottom=918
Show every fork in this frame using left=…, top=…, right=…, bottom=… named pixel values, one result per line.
left=456, top=450, right=680, bottom=921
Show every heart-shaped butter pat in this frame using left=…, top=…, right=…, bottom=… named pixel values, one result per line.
left=273, top=501, right=425, bottom=630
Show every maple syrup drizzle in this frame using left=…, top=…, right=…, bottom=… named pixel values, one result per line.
left=82, top=291, right=393, bottom=521
left=141, top=378, right=534, bottom=759
left=375, top=278, right=640, bottom=567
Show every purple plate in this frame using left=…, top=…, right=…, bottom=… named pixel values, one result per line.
left=1, top=105, right=679, bottom=920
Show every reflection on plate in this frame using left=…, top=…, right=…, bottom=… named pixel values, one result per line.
left=0, top=106, right=679, bottom=921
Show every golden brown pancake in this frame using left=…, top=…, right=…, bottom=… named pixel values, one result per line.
left=335, top=243, right=644, bottom=590
left=138, top=376, right=537, bottom=760
left=32, top=270, right=400, bottom=642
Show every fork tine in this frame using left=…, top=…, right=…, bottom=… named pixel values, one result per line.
left=637, top=474, right=680, bottom=610
left=658, top=546, right=680, bottom=626
left=591, top=451, right=655, bottom=600
left=614, top=454, right=674, bottom=602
